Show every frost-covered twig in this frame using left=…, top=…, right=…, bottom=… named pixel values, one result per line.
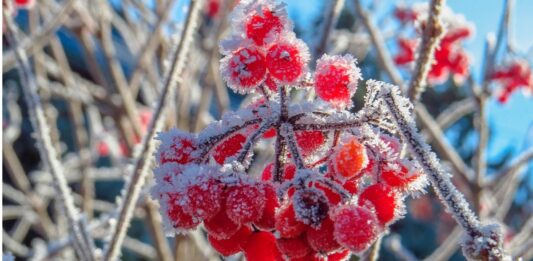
left=313, top=0, right=345, bottom=58
left=407, top=0, right=446, bottom=101
left=3, top=10, right=95, bottom=261
left=376, top=81, right=509, bottom=260
left=102, top=1, right=203, bottom=260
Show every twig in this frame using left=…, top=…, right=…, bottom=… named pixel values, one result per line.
left=408, top=0, right=446, bottom=101
left=102, top=1, right=203, bottom=259
left=313, top=0, right=345, bottom=59
left=3, top=10, right=95, bottom=261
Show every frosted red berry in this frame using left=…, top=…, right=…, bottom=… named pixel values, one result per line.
left=183, top=178, right=223, bottom=221
left=245, top=7, right=284, bottom=46
left=358, top=183, right=399, bottom=226
left=292, top=188, right=329, bottom=227
left=277, top=235, right=312, bottom=259
left=243, top=232, right=283, bottom=261
left=157, top=130, right=197, bottom=165
left=225, top=183, right=265, bottom=224
left=306, top=217, right=341, bottom=253
left=212, top=133, right=246, bottom=164
left=314, top=54, right=361, bottom=108
left=262, top=162, right=296, bottom=182
left=208, top=226, right=252, bottom=256
left=333, top=137, right=368, bottom=180
left=165, top=193, right=201, bottom=229
left=381, top=161, right=420, bottom=189
left=332, top=205, right=378, bottom=253
left=275, top=203, right=306, bottom=238
left=255, top=182, right=279, bottom=230
left=295, top=131, right=326, bottom=158
left=204, top=208, right=241, bottom=240
left=266, top=38, right=309, bottom=84
left=222, top=46, right=267, bottom=93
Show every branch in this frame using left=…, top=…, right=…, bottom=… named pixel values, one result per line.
left=102, top=0, right=203, bottom=260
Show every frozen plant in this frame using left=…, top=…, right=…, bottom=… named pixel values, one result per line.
left=150, top=1, right=508, bottom=260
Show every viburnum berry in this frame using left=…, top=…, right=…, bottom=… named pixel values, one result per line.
left=276, top=235, right=312, bottom=259
left=183, top=178, right=223, bottom=221
left=245, top=6, right=285, bottom=46
left=243, top=231, right=283, bottom=261
left=310, top=181, right=342, bottom=205
left=306, top=217, right=341, bottom=253
left=266, top=36, right=309, bottom=84
left=261, top=162, right=296, bottom=182
left=221, top=46, right=267, bottom=93
left=358, top=183, right=399, bottom=226
left=295, top=130, right=326, bottom=158
left=332, top=137, right=368, bottom=180
left=292, top=188, right=329, bottom=227
left=225, top=182, right=265, bottom=224
left=275, top=202, right=307, bottom=238
left=331, top=205, right=378, bottom=253
left=164, top=193, right=201, bottom=230
left=204, top=208, right=241, bottom=240
left=314, top=54, right=362, bottom=108
left=208, top=226, right=253, bottom=256
left=212, top=133, right=246, bottom=164
left=156, top=129, right=197, bottom=165
left=255, top=182, right=279, bottom=230
left=381, top=161, right=420, bottom=189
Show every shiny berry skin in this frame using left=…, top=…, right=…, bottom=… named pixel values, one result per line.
left=243, top=232, right=283, bottom=261
left=333, top=138, right=368, bottom=180
left=295, top=131, right=326, bottom=158
left=275, top=203, right=306, bottom=238
left=292, top=188, right=329, bottom=227
left=212, top=133, right=246, bottom=164
left=208, top=226, right=252, bottom=256
left=277, top=235, right=312, bottom=258
left=245, top=7, right=284, bottom=46
left=314, top=54, right=361, bottom=108
left=255, top=182, right=279, bottom=230
left=381, top=162, right=420, bottom=189
left=358, top=184, right=399, bottom=226
left=306, top=217, right=341, bottom=253
left=266, top=38, right=309, bottom=84
left=183, top=179, right=223, bottom=221
left=221, top=46, right=267, bottom=93
left=332, top=205, right=378, bottom=253
left=225, top=183, right=265, bottom=224
left=204, top=208, right=241, bottom=240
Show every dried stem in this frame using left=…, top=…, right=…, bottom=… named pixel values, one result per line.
left=102, top=1, right=203, bottom=260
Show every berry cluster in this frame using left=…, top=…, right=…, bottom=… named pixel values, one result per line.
left=393, top=3, right=473, bottom=85
left=490, top=59, right=533, bottom=103
left=151, top=1, right=426, bottom=260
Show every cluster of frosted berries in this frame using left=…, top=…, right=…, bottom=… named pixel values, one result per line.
left=151, top=1, right=425, bottom=260
left=393, top=3, right=473, bottom=85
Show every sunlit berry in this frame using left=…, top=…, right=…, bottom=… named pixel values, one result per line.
left=295, top=130, right=326, bottom=158
left=165, top=193, right=201, bottom=229
left=245, top=7, right=284, bottom=46
left=266, top=37, right=309, bottom=84
left=275, top=203, right=306, bottom=238
left=381, top=161, right=420, bottom=189
left=204, top=208, right=241, bottom=240
left=314, top=54, right=362, bottom=108
left=332, top=205, right=378, bottom=253
left=183, top=178, right=223, bottom=221
left=306, top=217, right=341, bottom=253
left=221, top=46, right=267, bottom=93
left=333, top=137, right=368, bottom=180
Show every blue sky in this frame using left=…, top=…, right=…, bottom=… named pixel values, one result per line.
left=286, top=0, right=533, bottom=163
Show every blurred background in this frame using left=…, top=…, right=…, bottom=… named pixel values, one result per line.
left=2, top=0, right=532, bottom=260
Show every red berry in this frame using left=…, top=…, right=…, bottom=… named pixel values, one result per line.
left=343, top=178, right=359, bottom=195
left=221, top=46, right=267, bottom=93
left=204, top=209, right=241, bottom=240
left=245, top=7, right=284, bottom=46
left=225, top=183, right=265, bottom=224
left=333, top=137, right=368, bottom=180
left=381, top=161, right=420, bottom=189
left=264, top=74, right=278, bottom=92
left=332, top=205, right=378, bottom=253
left=327, top=249, right=350, bottom=261
left=314, top=54, right=361, bottom=108
left=275, top=203, right=306, bottom=238
left=243, top=232, right=283, bottom=261
left=183, top=178, right=223, bottom=221
left=277, top=235, right=312, bottom=258
left=261, top=162, right=296, bottom=182
left=295, top=131, right=325, bottom=158
left=157, top=130, right=197, bottom=165
left=311, top=181, right=342, bottom=205
left=358, top=184, right=399, bottom=226
left=208, top=226, right=252, bottom=256
left=306, top=217, right=341, bottom=253
left=213, top=133, right=246, bottom=164
left=292, top=188, right=329, bottom=227
left=165, top=193, right=201, bottom=229
left=255, top=182, right=279, bottom=230
left=266, top=37, right=309, bottom=84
